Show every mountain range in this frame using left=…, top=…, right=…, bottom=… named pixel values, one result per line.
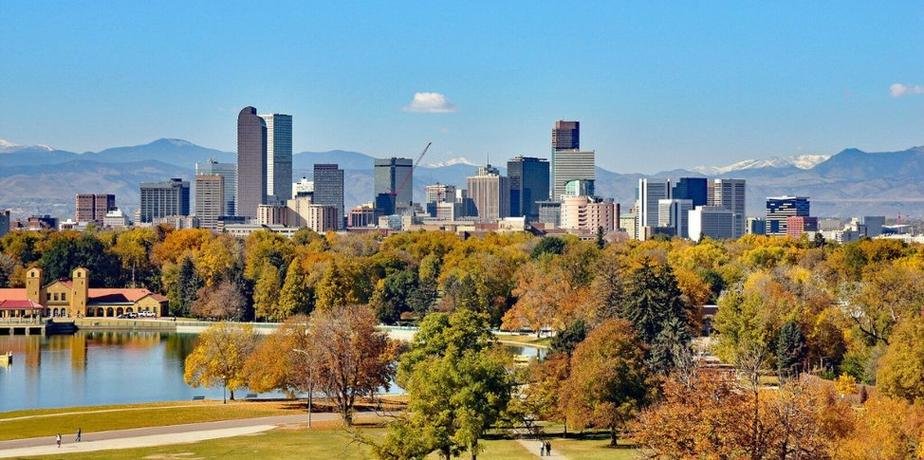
left=1, top=137, right=923, bottom=219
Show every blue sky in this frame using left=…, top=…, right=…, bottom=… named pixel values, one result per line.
left=1, top=1, right=922, bottom=173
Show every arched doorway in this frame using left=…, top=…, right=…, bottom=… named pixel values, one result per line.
left=126, top=307, right=133, bottom=314
left=96, top=308, right=104, bottom=317
left=52, top=308, right=59, bottom=317
left=107, top=307, right=114, bottom=317
left=116, top=307, right=124, bottom=317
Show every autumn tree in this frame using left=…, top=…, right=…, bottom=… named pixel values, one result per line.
left=183, top=322, right=257, bottom=403
left=169, top=256, right=201, bottom=317
left=309, top=304, right=398, bottom=425
left=253, top=260, right=283, bottom=321
left=833, top=395, right=924, bottom=459
left=876, top=316, right=924, bottom=403
left=278, top=258, right=314, bottom=317
left=377, top=309, right=512, bottom=460
left=561, top=318, right=651, bottom=446
left=191, top=281, right=246, bottom=320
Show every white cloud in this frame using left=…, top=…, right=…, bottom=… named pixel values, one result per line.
left=890, top=83, right=924, bottom=98
left=404, top=92, right=456, bottom=113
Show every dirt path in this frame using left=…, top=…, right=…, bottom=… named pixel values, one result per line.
left=516, top=438, right=569, bottom=459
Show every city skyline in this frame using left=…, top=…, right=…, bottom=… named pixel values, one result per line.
left=2, top=2, right=922, bottom=174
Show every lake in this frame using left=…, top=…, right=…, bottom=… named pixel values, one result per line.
left=0, top=331, right=542, bottom=412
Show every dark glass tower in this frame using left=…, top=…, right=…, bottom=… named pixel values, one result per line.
left=236, top=106, right=267, bottom=219
left=507, top=156, right=550, bottom=218
left=313, top=164, right=345, bottom=230
left=672, top=177, right=708, bottom=207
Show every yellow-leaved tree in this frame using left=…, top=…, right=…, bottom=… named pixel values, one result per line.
left=184, top=322, right=257, bottom=403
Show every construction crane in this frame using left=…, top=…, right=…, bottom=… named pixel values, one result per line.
left=392, top=141, right=431, bottom=210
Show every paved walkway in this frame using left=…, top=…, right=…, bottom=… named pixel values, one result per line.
left=516, top=438, right=569, bottom=459
left=0, top=414, right=329, bottom=458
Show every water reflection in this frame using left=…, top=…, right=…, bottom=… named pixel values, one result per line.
left=0, top=332, right=542, bottom=412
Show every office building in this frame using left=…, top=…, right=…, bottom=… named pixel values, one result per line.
left=552, top=120, right=580, bottom=150
left=637, top=178, right=671, bottom=240
left=563, top=179, right=595, bottom=198
left=348, top=204, right=377, bottom=228
left=708, top=179, right=746, bottom=237
left=194, top=174, right=225, bottom=229
left=374, top=157, right=413, bottom=215
left=293, top=177, right=314, bottom=198
left=658, top=199, right=693, bottom=238
left=859, top=216, right=885, bottom=237
left=561, top=196, right=618, bottom=234
left=258, top=204, right=288, bottom=226
left=507, top=156, right=549, bottom=218
left=312, top=164, right=344, bottom=230
left=260, top=113, right=293, bottom=203
left=786, top=216, right=818, bottom=238
left=688, top=206, right=736, bottom=241
left=466, top=165, right=510, bottom=221
left=75, top=194, right=115, bottom=224
left=139, top=178, right=190, bottom=223
left=551, top=150, right=595, bottom=201
left=537, top=201, right=562, bottom=228
left=286, top=197, right=338, bottom=232
left=0, top=210, right=10, bottom=237
left=765, top=196, right=810, bottom=236
left=619, top=213, right=638, bottom=240
left=103, top=208, right=129, bottom=229
left=747, top=217, right=766, bottom=235
left=425, top=183, right=457, bottom=217
left=196, top=159, right=237, bottom=216
left=672, top=177, right=708, bottom=207
left=236, top=106, right=267, bottom=219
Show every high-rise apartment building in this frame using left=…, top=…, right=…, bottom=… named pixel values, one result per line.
left=260, top=113, right=293, bottom=203
left=765, top=196, right=810, bottom=236
left=293, top=177, right=314, bottom=198
left=658, top=199, right=693, bottom=238
left=374, top=158, right=413, bottom=215
left=196, top=159, right=236, bottom=216
left=312, top=164, right=345, bottom=230
left=672, top=177, right=708, bottom=207
left=560, top=196, right=618, bottom=234
left=194, top=174, right=224, bottom=229
left=637, top=178, right=671, bottom=239
left=708, top=179, right=746, bottom=237
left=236, top=106, right=267, bottom=219
left=466, top=165, right=510, bottom=221
left=507, top=156, right=549, bottom=218
left=286, top=197, right=338, bottom=232
left=75, top=194, right=115, bottom=224
left=139, top=178, right=190, bottom=223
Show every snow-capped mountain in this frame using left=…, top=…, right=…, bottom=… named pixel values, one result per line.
left=692, top=154, right=830, bottom=175
left=425, top=156, right=478, bottom=168
left=0, top=138, right=55, bottom=152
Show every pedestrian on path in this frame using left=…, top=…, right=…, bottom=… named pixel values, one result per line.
left=75, top=427, right=81, bottom=442
left=545, top=440, right=552, bottom=456
left=539, top=439, right=545, bottom=456
left=55, top=434, right=61, bottom=448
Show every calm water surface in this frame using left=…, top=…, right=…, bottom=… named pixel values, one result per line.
left=0, top=331, right=540, bottom=412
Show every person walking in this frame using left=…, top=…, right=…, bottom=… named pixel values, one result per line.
left=55, top=433, right=61, bottom=448
left=539, top=439, right=545, bottom=456
left=75, top=427, right=81, bottom=442
left=545, top=440, right=552, bottom=456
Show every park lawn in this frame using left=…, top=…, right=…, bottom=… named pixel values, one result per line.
left=21, top=423, right=535, bottom=460
left=0, top=400, right=299, bottom=441
left=496, top=334, right=551, bottom=348
left=552, top=433, right=642, bottom=460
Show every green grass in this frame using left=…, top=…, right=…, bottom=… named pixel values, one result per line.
left=553, top=433, right=642, bottom=460
left=0, top=400, right=297, bottom=441
left=21, top=424, right=537, bottom=460
left=497, top=334, right=551, bottom=348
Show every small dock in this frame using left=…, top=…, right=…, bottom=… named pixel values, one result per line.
left=0, top=320, right=45, bottom=336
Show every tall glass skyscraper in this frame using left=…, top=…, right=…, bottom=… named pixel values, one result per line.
left=550, top=120, right=593, bottom=201
left=313, top=164, right=345, bottom=230
left=373, top=157, right=413, bottom=214
left=236, top=106, right=267, bottom=219
left=672, top=177, right=708, bottom=207
left=196, top=158, right=237, bottom=216
left=260, top=113, right=293, bottom=204
left=508, top=156, right=549, bottom=218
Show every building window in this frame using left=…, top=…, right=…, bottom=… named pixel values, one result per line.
left=62, top=293, right=67, bottom=301
left=53, top=293, right=59, bottom=301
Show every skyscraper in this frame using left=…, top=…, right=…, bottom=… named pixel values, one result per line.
left=139, top=178, right=190, bottom=223
left=688, top=206, right=736, bottom=241
left=507, top=156, right=549, bottom=218
left=708, top=179, right=746, bottom=237
left=658, top=198, right=693, bottom=237
left=466, top=165, right=510, bottom=221
left=194, top=174, right=224, bottom=229
left=75, top=194, right=115, bottom=224
left=260, top=113, right=293, bottom=203
left=196, top=159, right=236, bottom=216
left=374, top=158, right=413, bottom=215
left=672, top=177, right=708, bottom=207
left=236, top=106, right=267, bottom=219
left=637, top=178, right=671, bottom=239
left=552, top=120, right=580, bottom=150
left=765, top=196, right=810, bottom=236
left=313, top=164, right=344, bottom=230
left=551, top=150, right=595, bottom=201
